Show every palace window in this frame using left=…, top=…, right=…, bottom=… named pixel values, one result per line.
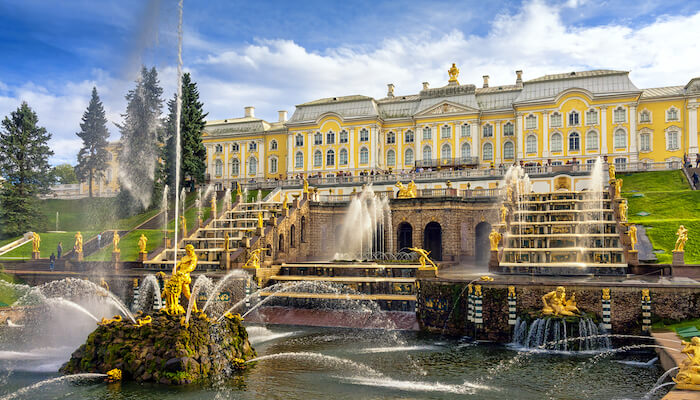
left=339, top=149, right=348, bottom=165
left=482, top=124, right=493, bottom=138
left=387, top=149, right=396, bottom=167
left=569, top=132, right=580, bottom=151
left=550, top=112, right=562, bottom=128
left=248, top=157, right=257, bottom=175
left=270, top=140, right=277, bottom=150
left=503, top=141, right=515, bottom=159
left=586, top=131, right=598, bottom=151
left=441, top=144, right=451, bottom=159
left=525, top=114, right=537, bottom=130
left=613, top=107, right=626, bottom=123
left=314, top=132, right=322, bottom=145
left=327, top=131, right=335, bottom=144
left=586, top=109, right=598, bottom=125
left=295, top=134, right=304, bottom=147
left=360, top=128, right=369, bottom=142
left=441, top=125, right=451, bottom=139
left=215, top=144, right=223, bottom=153
left=270, top=157, right=278, bottom=173
left=667, top=107, right=679, bottom=121
left=568, top=111, right=580, bottom=126
left=404, top=130, right=414, bottom=143
left=295, top=152, right=303, bottom=168
left=404, top=148, right=414, bottom=165
left=387, top=131, right=396, bottom=144
left=614, top=158, right=627, bottom=169
left=314, top=150, right=322, bottom=167
left=215, top=159, right=223, bottom=176
left=503, top=122, right=514, bottom=136
left=360, top=147, right=369, bottom=164
left=461, top=124, right=470, bottom=137
left=640, top=132, right=651, bottom=151
left=667, top=131, right=679, bottom=150
left=551, top=133, right=563, bottom=152
left=483, top=143, right=493, bottom=161
left=231, top=143, right=239, bottom=152
left=461, top=142, right=471, bottom=158
left=614, top=129, right=626, bottom=149
left=423, top=127, right=432, bottom=140
left=231, top=159, right=240, bottom=176
left=639, top=110, right=651, bottom=123
left=249, top=142, right=257, bottom=151
left=526, top=135, right=537, bottom=153
left=339, top=130, right=348, bottom=143
left=326, top=149, right=335, bottom=166
left=423, top=145, right=432, bottom=161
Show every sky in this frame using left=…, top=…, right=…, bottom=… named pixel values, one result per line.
left=1, top=0, right=700, bottom=165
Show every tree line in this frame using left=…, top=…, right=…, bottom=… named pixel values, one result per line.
left=0, top=67, right=207, bottom=237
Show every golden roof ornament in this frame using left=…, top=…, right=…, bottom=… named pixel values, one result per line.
left=448, top=63, right=460, bottom=85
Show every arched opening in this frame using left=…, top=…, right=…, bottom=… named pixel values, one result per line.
left=397, top=222, right=413, bottom=252
left=300, top=216, right=306, bottom=243
left=423, top=222, right=442, bottom=261
left=278, top=234, right=284, bottom=253
left=290, top=225, right=296, bottom=248
left=475, top=222, right=492, bottom=265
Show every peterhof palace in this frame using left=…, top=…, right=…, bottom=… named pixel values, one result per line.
left=201, top=66, right=700, bottom=190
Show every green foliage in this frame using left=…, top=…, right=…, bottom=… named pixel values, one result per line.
left=53, top=163, right=78, bottom=184
left=75, top=87, right=111, bottom=198
left=0, top=102, right=54, bottom=237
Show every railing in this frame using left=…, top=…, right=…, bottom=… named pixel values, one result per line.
left=415, top=156, right=480, bottom=168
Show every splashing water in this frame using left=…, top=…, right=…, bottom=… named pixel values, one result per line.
left=0, top=374, right=106, bottom=400
left=334, top=185, right=391, bottom=261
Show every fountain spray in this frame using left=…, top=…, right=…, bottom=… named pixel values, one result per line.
left=171, top=0, right=184, bottom=276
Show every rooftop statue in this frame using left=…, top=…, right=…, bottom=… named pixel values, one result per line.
left=74, top=231, right=83, bottom=253
left=32, top=232, right=40, bottom=253
left=618, top=201, right=628, bottom=222
left=409, top=247, right=438, bottom=270
left=675, top=225, right=689, bottom=252
left=628, top=225, right=637, bottom=251
left=542, top=286, right=580, bottom=317
left=243, top=248, right=264, bottom=269
left=448, top=63, right=460, bottom=84
left=488, top=229, right=502, bottom=251
left=138, top=234, right=148, bottom=254
left=162, top=244, right=198, bottom=316
left=500, top=205, right=509, bottom=224
left=113, top=231, right=120, bottom=252
left=673, top=336, right=700, bottom=390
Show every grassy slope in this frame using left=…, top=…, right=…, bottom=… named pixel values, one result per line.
left=0, top=231, right=98, bottom=260
left=86, top=229, right=165, bottom=262
left=621, top=170, right=700, bottom=263
left=0, top=269, right=23, bottom=306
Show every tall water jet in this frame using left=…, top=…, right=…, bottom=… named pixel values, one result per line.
left=171, top=0, right=184, bottom=275
left=161, top=184, right=169, bottom=246
left=334, top=186, right=391, bottom=261
left=180, top=187, right=187, bottom=219
left=223, top=187, right=231, bottom=211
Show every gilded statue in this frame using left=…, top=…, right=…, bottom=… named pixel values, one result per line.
left=180, top=215, right=187, bottom=237
left=98, top=315, right=122, bottom=326
left=474, top=285, right=482, bottom=296
left=447, top=63, right=460, bottom=84
left=614, top=178, right=623, bottom=199
left=446, top=180, right=452, bottom=189
left=106, top=368, right=122, bottom=382
left=211, top=195, right=217, bottom=215
left=161, top=244, right=199, bottom=315
left=628, top=225, right=637, bottom=251
left=673, top=337, right=700, bottom=390
left=243, top=248, right=264, bottom=269
left=74, top=231, right=83, bottom=253
left=133, top=315, right=152, bottom=328
left=282, top=193, right=289, bottom=210
left=480, top=275, right=494, bottom=282
left=409, top=247, right=438, bottom=270
left=113, top=231, right=120, bottom=252
left=303, top=176, right=309, bottom=194
left=618, top=201, right=628, bottom=222
left=608, top=164, right=616, bottom=182
left=506, top=186, right=513, bottom=202
left=641, top=289, right=651, bottom=301
left=541, top=286, right=580, bottom=316
left=257, top=211, right=264, bottom=229
left=396, top=181, right=418, bottom=198
left=675, top=225, right=689, bottom=252
left=162, top=272, right=186, bottom=315
left=508, top=286, right=516, bottom=297
left=236, top=182, right=243, bottom=199
left=500, top=205, right=508, bottom=224
left=602, top=288, right=611, bottom=300
left=138, top=234, right=148, bottom=254
left=488, top=229, right=502, bottom=251
left=224, top=232, right=230, bottom=251
left=31, top=232, right=40, bottom=253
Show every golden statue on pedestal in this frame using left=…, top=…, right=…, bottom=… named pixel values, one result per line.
left=303, top=176, right=310, bottom=194
left=138, top=234, right=147, bottom=254
left=211, top=195, right=217, bottom=215
left=447, top=63, right=460, bottom=84
left=396, top=181, right=417, bottom=198
left=628, top=225, right=637, bottom=251
left=614, top=178, right=623, bottom=199
left=257, top=212, right=264, bottom=229
left=608, top=164, right=616, bottom=182
left=542, top=286, right=580, bottom=316
left=409, top=247, right=438, bottom=270
left=673, top=337, right=700, bottom=390
left=675, top=225, right=689, bottom=252
left=236, top=182, right=243, bottom=199
left=243, top=248, right=264, bottom=269
left=282, top=193, right=289, bottom=210
left=180, top=215, right=187, bottom=237
left=500, top=205, right=508, bottom=224
left=602, top=288, right=611, bottom=300
left=113, top=231, right=120, bottom=252
left=224, top=232, right=230, bottom=251
left=488, top=229, right=502, bottom=251
left=74, top=231, right=83, bottom=253
left=506, top=186, right=513, bottom=202
left=32, top=232, right=40, bottom=253
left=162, top=244, right=199, bottom=316
left=618, top=201, right=628, bottom=222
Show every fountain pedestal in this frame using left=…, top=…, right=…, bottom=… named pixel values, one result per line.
left=488, top=250, right=499, bottom=272
left=76, top=251, right=84, bottom=261
left=112, top=251, right=120, bottom=262
left=220, top=251, right=231, bottom=270
left=673, top=250, right=685, bottom=265
left=626, top=250, right=639, bottom=266
left=416, top=267, right=437, bottom=279
left=138, top=252, right=148, bottom=262
left=197, top=217, right=203, bottom=229
left=31, top=251, right=40, bottom=259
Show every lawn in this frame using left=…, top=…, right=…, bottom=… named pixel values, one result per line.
left=617, top=170, right=690, bottom=193
left=0, top=269, right=22, bottom=306
left=652, top=317, right=700, bottom=335
left=37, top=198, right=161, bottom=232
left=86, top=229, right=164, bottom=262
left=0, top=231, right=98, bottom=260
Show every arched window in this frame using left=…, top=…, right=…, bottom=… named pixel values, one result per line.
left=295, top=152, right=303, bottom=168
left=404, top=148, right=414, bottom=165
left=441, top=144, right=451, bottom=159
left=270, top=157, right=278, bottom=173
left=300, top=216, right=306, bottom=242
left=360, top=147, right=369, bottom=164
left=295, top=134, right=304, bottom=146
left=586, top=131, right=598, bottom=150
left=614, top=129, right=626, bottom=149
left=525, top=114, right=537, bottom=130
left=314, top=132, right=322, bottom=145
left=422, top=127, right=432, bottom=140
left=248, top=157, right=257, bottom=175
left=326, top=149, right=335, bottom=166
left=461, top=142, right=471, bottom=158
left=667, top=130, right=679, bottom=150
left=404, top=130, right=414, bottom=143
left=503, top=122, right=514, bottom=136
left=231, top=159, right=240, bottom=176
left=640, top=132, right=651, bottom=151
left=441, top=125, right=451, bottom=139
left=387, top=131, right=396, bottom=144
left=639, top=110, right=651, bottom=123
left=231, top=143, right=239, bottom=152
left=461, top=124, right=470, bottom=137
left=290, top=225, right=296, bottom=248
left=503, top=141, right=514, bottom=159
left=249, top=142, right=257, bottom=151
left=482, top=124, right=493, bottom=137
left=359, top=128, right=369, bottom=142
left=339, top=149, right=348, bottom=165
left=613, top=107, right=626, bottom=123
left=386, top=149, right=396, bottom=167
left=568, top=111, right=580, bottom=126
left=215, top=144, right=223, bottom=153
left=339, top=130, right=348, bottom=143
left=586, top=109, right=598, bottom=125
left=667, top=107, right=679, bottom=121
left=314, top=150, right=322, bottom=167
left=326, top=131, right=335, bottom=144
left=423, top=146, right=432, bottom=161
left=550, top=112, right=562, bottom=127
left=568, top=132, right=580, bottom=151
left=270, top=140, right=278, bottom=150
left=551, top=133, right=563, bottom=152
left=526, top=135, right=537, bottom=153
left=215, top=159, right=223, bottom=176
left=483, top=143, right=493, bottom=161
left=278, top=234, right=284, bottom=252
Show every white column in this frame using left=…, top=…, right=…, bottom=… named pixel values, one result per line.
left=240, top=141, right=247, bottom=177
left=349, top=128, right=355, bottom=168
left=601, top=107, right=608, bottom=155
left=414, top=127, right=420, bottom=164
left=370, top=126, right=378, bottom=169
left=688, top=103, right=698, bottom=156
left=473, top=121, right=480, bottom=166
left=629, top=105, right=638, bottom=163
left=518, top=114, right=525, bottom=159
left=259, top=139, right=265, bottom=177
left=452, top=123, right=458, bottom=161
left=307, top=132, right=313, bottom=173
left=287, top=134, right=294, bottom=172
left=542, top=113, right=549, bottom=157
left=432, top=124, right=438, bottom=164
left=495, top=121, right=502, bottom=164
left=223, top=142, right=228, bottom=177
left=398, top=129, right=404, bottom=169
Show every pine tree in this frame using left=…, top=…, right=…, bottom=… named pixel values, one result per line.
left=75, top=87, right=110, bottom=198
left=0, top=102, right=54, bottom=237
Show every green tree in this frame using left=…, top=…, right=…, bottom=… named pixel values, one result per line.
left=0, top=102, right=54, bottom=236
left=54, top=163, right=78, bottom=184
left=164, top=73, right=208, bottom=192
left=75, top=87, right=110, bottom=197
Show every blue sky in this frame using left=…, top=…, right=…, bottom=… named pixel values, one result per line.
left=1, top=0, right=699, bottom=164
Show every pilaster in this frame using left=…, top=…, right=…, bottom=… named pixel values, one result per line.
left=516, top=112, right=524, bottom=159
left=629, top=105, right=638, bottom=163
left=495, top=121, right=502, bottom=164
left=601, top=107, right=608, bottom=155
left=688, top=102, right=699, bottom=156
left=287, top=134, right=294, bottom=171
left=542, top=113, right=549, bottom=157
left=259, top=139, right=265, bottom=177
left=472, top=121, right=480, bottom=166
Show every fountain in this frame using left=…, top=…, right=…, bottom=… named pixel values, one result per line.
left=334, top=185, right=391, bottom=261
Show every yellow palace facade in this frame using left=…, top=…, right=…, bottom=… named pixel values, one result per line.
left=202, top=67, right=700, bottom=188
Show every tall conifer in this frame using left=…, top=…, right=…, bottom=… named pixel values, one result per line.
left=75, top=87, right=110, bottom=198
